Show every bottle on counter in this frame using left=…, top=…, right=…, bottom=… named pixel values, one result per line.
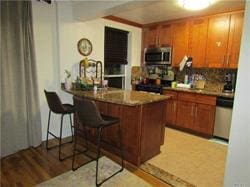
left=184, top=75, right=189, bottom=84
left=93, top=85, right=97, bottom=94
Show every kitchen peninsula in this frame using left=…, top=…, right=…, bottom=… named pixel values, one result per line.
left=64, top=88, right=169, bottom=166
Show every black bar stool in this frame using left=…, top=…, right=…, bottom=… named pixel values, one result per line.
left=44, top=90, right=74, bottom=161
left=72, top=96, right=124, bottom=187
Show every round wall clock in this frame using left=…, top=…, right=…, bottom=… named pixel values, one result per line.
left=77, top=38, right=93, bottom=56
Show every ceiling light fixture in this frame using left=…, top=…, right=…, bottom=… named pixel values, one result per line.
left=177, top=0, right=214, bottom=10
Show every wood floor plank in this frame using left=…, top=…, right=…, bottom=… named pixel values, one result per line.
left=1, top=139, right=171, bottom=187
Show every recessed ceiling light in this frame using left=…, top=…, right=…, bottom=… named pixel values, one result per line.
left=177, top=0, right=214, bottom=10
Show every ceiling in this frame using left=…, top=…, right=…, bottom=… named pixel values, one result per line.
left=70, top=0, right=245, bottom=25
left=111, top=0, right=245, bottom=25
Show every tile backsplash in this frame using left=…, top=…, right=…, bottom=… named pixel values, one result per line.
left=174, top=67, right=237, bottom=92
left=131, top=66, right=237, bottom=92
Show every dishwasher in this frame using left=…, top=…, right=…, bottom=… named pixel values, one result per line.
left=213, top=96, right=234, bottom=140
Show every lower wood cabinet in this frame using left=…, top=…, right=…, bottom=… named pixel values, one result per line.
left=194, top=103, right=215, bottom=135
left=163, top=90, right=178, bottom=125
left=176, top=100, right=195, bottom=129
left=163, top=90, right=216, bottom=137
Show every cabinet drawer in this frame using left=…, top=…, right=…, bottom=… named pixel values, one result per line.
left=162, top=90, right=178, bottom=99
left=196, top=94, right=216, bottom=105
left=178, top=92, right=196, bottom=102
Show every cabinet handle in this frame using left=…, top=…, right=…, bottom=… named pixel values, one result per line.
left=174, top=102, right=176, bottom=112
left=227, top=55, right=231, bottom=67
left=223, top=55, right=226, bottom=66
left=195, top=107, right=198, bottom=117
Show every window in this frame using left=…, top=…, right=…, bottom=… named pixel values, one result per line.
left=104, top=26, right=129, bottom=89
left=104, top=26, right=129, bottom=67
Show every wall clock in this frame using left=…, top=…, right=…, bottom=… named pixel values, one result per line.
left=77, top=38, right=93, bottom=56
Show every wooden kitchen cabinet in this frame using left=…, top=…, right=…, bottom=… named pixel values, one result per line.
left=188, top=18, right=208, bottom=67
left=206, top=12, right=243, bottom=68
left=194, top=103, right=215, bottom=135
left=143, top=24, right=173, bottom=49
left=176, top=100, right=195, bottom=129
left=158, top=24, right=173, bottom=47
left=143, top=26, right=158, bottom=48
left=163, top=90, right=177, bottom=125
left=162, top=89, right=216, bottom=137
left=176, top=92, right=216, bottom=136
left=142, top=10, right=243, bottom=68
left=227, top=12, right=244, bottom=68
left=206, top=14, right=230, bottom=68
left=172, top=21, right=189, bottom=67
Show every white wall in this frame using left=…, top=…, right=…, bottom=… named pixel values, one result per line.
left=32, top=1, right=142, bottom=140
left=57, top=1, right=141, bottom=90
left=224, top=2, right=250, bottom=187
left=32, top=1, right=62, bottom=141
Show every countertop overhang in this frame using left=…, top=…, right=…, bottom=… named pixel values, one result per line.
left=163, top=87, right=234, bottom=98
left=63, top=88, right=170, bottom=106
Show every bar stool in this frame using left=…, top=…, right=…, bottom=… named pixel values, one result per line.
left=72, top=96, right=124, bottom=187
left=44, top=90, right=74, bottom=161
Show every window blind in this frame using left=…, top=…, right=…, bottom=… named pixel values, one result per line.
left=104, top=26, right=129, bottom=65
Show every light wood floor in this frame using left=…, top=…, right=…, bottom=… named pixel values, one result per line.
left=1, top=139, right=171, bottom=187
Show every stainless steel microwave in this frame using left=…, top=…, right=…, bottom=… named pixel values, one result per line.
left=144, top=47, right=172, bottom=65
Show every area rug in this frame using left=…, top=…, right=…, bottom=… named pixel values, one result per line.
left=37, top=156, right=151, bottom=187
left=140, top=128, right=228, bottom=187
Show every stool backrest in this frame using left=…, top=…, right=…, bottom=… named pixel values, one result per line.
left=73, top=96, right=104, bottom=127
left=44, top=90, right=65, bottom=113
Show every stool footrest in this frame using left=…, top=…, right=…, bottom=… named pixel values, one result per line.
left=46, top=136, right=73, bottom=150
left=97, top=166, right=123, bottom=187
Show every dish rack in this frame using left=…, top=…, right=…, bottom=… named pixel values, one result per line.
left=79, top=58, right=103, bottom=86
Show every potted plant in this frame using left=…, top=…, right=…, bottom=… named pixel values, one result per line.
left=65, top=69, right=72, bottom=90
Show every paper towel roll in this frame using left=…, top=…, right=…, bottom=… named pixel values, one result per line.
left=179, top=55, right=188, bottom=71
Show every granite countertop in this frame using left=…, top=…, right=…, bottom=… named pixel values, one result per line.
left=63, top=88, right=170, bottom=106
left=163, top=87, right=234, bottom=98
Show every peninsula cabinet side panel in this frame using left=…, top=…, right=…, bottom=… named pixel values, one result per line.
left=96, top=102, right=142, bottom=166
left=140, top=101, right=165, bottom=163
left=121, top=105, right=142, bottom=166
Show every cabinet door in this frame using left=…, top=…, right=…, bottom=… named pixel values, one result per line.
left=176, top=100, right=195, bottom=129
left=188, top=18, right=208, bottom=67
left=143, top=26, right=158, bottom=48
left=172, top=21, right=189, bottom=67
left=194, top=103, right=215, bottom=135
left=227, top=12, right=244, bottom=68
left=158, top=24, right=173, bottom=47
left=206, top=15, right=230, bottom=68
left=166, top=99, right=177, bottom=125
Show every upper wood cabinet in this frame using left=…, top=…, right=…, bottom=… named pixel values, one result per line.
left=206, top=12, right=243, bottom=68
left=143, top=24, right=173, bottom=49
left=206, top=14, right=231, bottom=68
left=143, top=26, right=158, bottom=48
left=227, top=12, right=244, bottom=68
left=158, top=24, right=173, bottom=47
left=188, top=18, right=208, bottom=68
left=142, top=10, right=244, bottom=68
left=172, top=21, right=189, bottom=67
